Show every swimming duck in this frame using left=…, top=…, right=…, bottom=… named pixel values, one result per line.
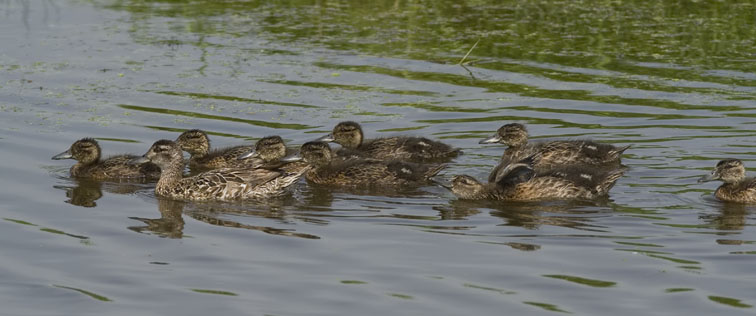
left=317, top=121, right=460, bottom=163
left=175, top=129, right=256, bottom=170
left=238, top=135, right=310, bottom=174
left=698, top=159, right=756, bottom=203
left=480, top=123, right=630, bottom=182
left=131, top=140, right=309, bottom=201
left=285, top=141, right=446, bottom=186
left=449, top=158, right=626, bottom=201
left=52, top=138, right=160, bottom=180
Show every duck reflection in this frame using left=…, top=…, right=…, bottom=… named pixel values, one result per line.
left=126, top=194, right=321, bottom=239
left=445, top=198, right=612, bottom=231
left=181, top=198, right=320, bottom=239
left=298, top=181, right=438, bottom=209
left=700, top=202, right=752, bottom=231
left=53, top=178, right=103, bottom=207
left=53, top=178, right=150, bottom=207
left=128, top=198, right=185, bottom=238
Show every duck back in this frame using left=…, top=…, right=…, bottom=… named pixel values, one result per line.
left=188, top=145, right=257, bottom=170
left=307, top=158, right=444, bottom=186
left=715, top=178, right=756, bottom=203
left=73, top=154, right=161, bottom=180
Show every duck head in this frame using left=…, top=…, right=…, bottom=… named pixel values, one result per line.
left=317, top=121, right=363, bottom=149
left=479, top=123, right=529, bottom=147
left=52, top=138, right=101, bottom=164
left=131, top=140, right=183, bottom=170
left=699, top=159, right=746, bottom=184
left=175, top=129, right=210, bottom=156
left=238, top=135, right=287, bottom=162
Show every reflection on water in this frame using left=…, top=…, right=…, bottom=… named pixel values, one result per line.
left=182, top=198, right=321, bottom=240
left=128, top=198, right=185, bottom=238
left=700, top=202, right=753, bottom=231
left=52, top=177, right=151, bottom=208
left=445, top=198, right=612, bottom=231
left=53, top=179, right=103, bottom=208
left=128, top=193, right=322, bottom=239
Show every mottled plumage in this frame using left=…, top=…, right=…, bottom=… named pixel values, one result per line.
left=698, top=159, right=756, bottom=203
left=290, top=141, right=446, bottom=186
left=237, top=135, right=309, bottom=174
left=480, top=123, right=630, bottom=182
left=450, top=160, right=626, bottom=201
left=175, top=129, right=256, bottom=170
left=52, top=138, right=160, bottom=180
left=317, top=121, right=460, bottom=163
left=134, top=140, right=308, bottom=201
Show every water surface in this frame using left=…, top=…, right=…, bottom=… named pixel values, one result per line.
left=1, top=0, right=755, bottom=315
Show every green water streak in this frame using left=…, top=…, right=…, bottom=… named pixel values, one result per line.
left=150, top=90, right=321, bottom=108
left=190, top=289, right=239, bottom=296
left=118, top=104, right=314, bottom=130
left=523, top=301, right=571, bottom=313
left=543, top=274, right=616, bottom=288
left=708, top=296, right=753, bottom=308
left=53, top=285, right=112, bottom=302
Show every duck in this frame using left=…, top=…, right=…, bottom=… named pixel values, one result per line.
left=480, top=123, right=630, bottom=182
left=698, top=159, right=756, bottom=203
left=237, top=135, right=310, bottom=174
left=285, top=141, right=446, bottom=186
left=52, top=138, right=160, bottom=180
left=317, top=121, right=460, bottom=163
left=449, top=157, right=626, bottom=201
left=175, top=129, right=257, bottom=170
left=131, top=140, right=309, bottom=201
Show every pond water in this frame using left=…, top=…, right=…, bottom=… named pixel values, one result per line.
left=1, top=0, right=755, bottom=315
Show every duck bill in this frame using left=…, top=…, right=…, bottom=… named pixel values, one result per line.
left=237, top=150, right=259, bottom=160
left=697, top=173, right=719, bottom=183
left=128, top=156, right=151, bottom=165
left=315, top=134, right=335, bottom=142
left=478, top=134, right=502, bottom=144
left=51, top=149, right=73, bottom=160
left=280, top=153, right=303, bottom=162
left=430, top=178, right=452, bottom=190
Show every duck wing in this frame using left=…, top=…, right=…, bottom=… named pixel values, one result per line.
left=176, top=168, right=283, bottom=200
left=192, top=145, right=259, bottom=169
left=96, top=154, right=160, bottom=179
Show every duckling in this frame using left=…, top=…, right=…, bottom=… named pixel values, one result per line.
left=317, top=121, right=460, bottom=163
left=449, top=159, right=626, bottom=201
left=237, top=135, right=309, bottom=174
left=286, top=141, right=446, bottom=186
left=52, top=138, right=160, bottom=180
left=698, top=159, right=756, bottom=203
left=131, top=140, right=308, bottom=201
left=175, top=129, right=256, bottom=170
left=480, top=123, right=630, bottom=182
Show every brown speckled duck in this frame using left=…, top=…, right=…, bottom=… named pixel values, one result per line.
left=317, top=121, right=460, bottom=163
left=238, top=135, right=309, bottom=174
left=480, top=123, right=630, bottom=182
left=698, top=159, right=756, bottom=203
left=131, top=140, right=308, bottom=201
left=286, top=141, right=446, bottom=187
left=175, top=129, right=256, bottom=170
left=449, top=158, right=626, bottom=201
left=52, top=138, right=160, bottom=180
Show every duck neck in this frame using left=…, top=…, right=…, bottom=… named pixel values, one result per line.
left=190, top=150, right=208, bottom=159
left=155, top=157, right=185, bottom=194
left=71, top=159, right=98, bottom=176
